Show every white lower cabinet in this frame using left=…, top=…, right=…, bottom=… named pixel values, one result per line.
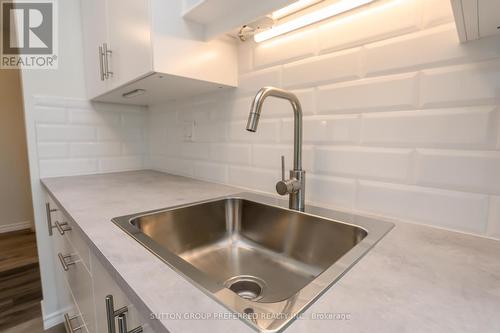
left=46, top=193, right=152, bottom=333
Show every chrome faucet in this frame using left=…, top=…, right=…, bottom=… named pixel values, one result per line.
left=246, top=87, right=305, bottom=212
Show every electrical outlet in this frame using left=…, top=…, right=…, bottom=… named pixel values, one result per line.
left=183, top=121, right=195, bottom=142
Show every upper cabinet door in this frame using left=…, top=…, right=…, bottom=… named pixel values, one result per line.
left=105, top=0, right=153, bottom=89
left=81, top=0, right=108, bottom=98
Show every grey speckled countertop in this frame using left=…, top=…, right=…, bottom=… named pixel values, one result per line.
left=42, top=170, right=500, bottom=333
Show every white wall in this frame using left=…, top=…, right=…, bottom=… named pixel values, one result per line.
left=20, top=0, right=148, bottom=328
left=0, top=69, right=33, bottom=233
left=149, top=0, right=500, bottom=240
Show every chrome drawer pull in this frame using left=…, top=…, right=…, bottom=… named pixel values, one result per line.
left=63, top=313, right=85, bottom=332
left=58, top=253, right=76, bottom=271
left=99, top=44, right=105, bottom=81
left=103, top=43, right=113, bottom=78
left=55, top=221, right=72, bottom=235
left=105, top=295, right=128, bottom=333
left=118, top=313, right=143, bottom=333
left=45, top=202, right=58, bottom=236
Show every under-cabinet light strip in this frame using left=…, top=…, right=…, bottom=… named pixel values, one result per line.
left=255, top=0, right=376, bottom=42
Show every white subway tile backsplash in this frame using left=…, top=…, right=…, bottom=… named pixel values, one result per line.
left=415, top=149, right=500, bottom=194
left=315, top=147, right=411, bottom=182
left=238, top=67, right=281, bottom=95
left=356, top=181, right=489, bottom=233
left=487, top=196, right=500, bottom=238
left=34, top=95, right=68, bottom=108
left=420, top=60, right=500, bottom=107
left=497, top=113, right=500, bottom=149
left=39, top=158, right=98, bottom=178
left=37, top=143, right=69, bottom=159
left=150, top=156, right=194, bottom=177
left=99, top=156, right=144, bottom=172
left=317, top=73, right=418, bottom=113
left=283, top=48, right=361, bottom=88
left=37, top=125, right=96, bottom=142
left=365, top=24, right=470, bottom=75
left=306, top=175, right=356, bottom=209
left=97, top=127, right=143, bottom=142
left=252, top=144, right=314, bottom=171
left=93, top=102, right=146, bottom=113
left=155, top=143, right=179, bottom=157
left=282, top=115, right=360, bottom=144
left=70, top=109, right=121, bottom=125
left=180, top=143, right=210, bottom=160
left=317, top=0, right=420, bottom=52
left=361, top=107, right=496, bottom=148
left=228, top=120, right=279, bottom=142
left=228, top=166, right=278, bottom=193
left=226, top=96, right=256, bottom=120
left=194, top=121, right=226, bottom=142
left=121, top=112, right=146, bottom=127
left=210, top=143, right=251, bottom=165
left=193, top=162, right=228, bottom=183
left=177, top=106, right=212, bottom=123
left=254, top=29, right=317, bottom=68
left=122, top=142, right=146, bottom=155
left=34, top=106, right=67, bottom=124
left=70, top=142, right=121, bottom=157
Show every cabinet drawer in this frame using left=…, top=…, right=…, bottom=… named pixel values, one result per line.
left=55, top=236, right=96, bottom=333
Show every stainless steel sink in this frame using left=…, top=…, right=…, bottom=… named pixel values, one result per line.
left=112, top=192, right=393, bottom=332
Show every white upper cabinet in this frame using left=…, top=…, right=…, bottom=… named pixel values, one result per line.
left=81, top=0, right=238, bottom=105
left=451, top=0, right=500, bottom=42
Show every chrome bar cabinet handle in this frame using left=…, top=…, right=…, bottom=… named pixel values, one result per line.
left=106, top=295, right=129, bottom=333
left=45, top=202, right=58, bottom=236
left=99, top=45, right=105, bottom=81
left=55, top=221, right=72, bottom=235
left=103, top=43, right=113, bottom=79
left=58, top=253, right=76, bottom=271
left=118, top=313, right=143, bottom=333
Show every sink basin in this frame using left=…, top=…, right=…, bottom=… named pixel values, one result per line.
left=112, top=192, right=393, bottom=332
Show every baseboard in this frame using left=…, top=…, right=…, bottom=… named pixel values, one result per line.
left=41, top=300, right=71, bottom=329
left=0, top=220, right=33, bottom=233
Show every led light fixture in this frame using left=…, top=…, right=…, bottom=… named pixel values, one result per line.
left=255, top=0, right=376, bottom=42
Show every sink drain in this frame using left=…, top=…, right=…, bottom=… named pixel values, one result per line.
left=224, top=275, right=266, bottom=301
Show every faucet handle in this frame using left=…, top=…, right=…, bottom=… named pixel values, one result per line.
left=281, top=155, right=285, bottom=181
left=276, top=155, right=301, bottom=196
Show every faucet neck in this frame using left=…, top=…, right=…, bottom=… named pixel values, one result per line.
left=291, top=99, right=302, bottom=171
left=248, top=87, right=303, bottom=171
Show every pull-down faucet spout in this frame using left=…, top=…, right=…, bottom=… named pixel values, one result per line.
left=246, top=87, right=305, bottom=211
